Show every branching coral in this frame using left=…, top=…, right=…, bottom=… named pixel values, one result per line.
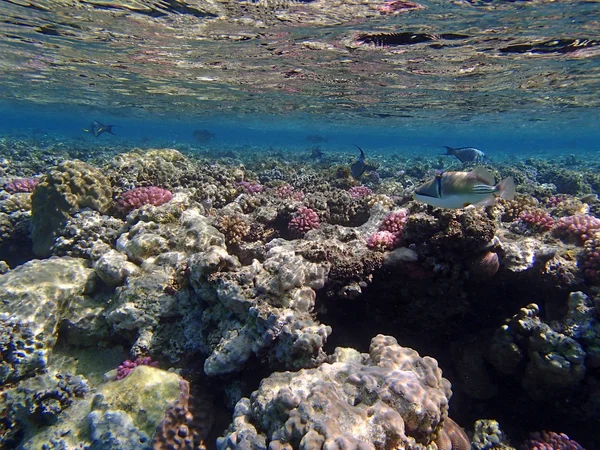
left=288, top=206, right=320, bottom=236
left=216, top=214, right=251, bottom=245
left=554, top=214, right=600, bottom=244
left=117, top=186, right=173, bottom=214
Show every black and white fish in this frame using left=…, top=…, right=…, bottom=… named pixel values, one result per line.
left=414, top=167, right=514, bottom=209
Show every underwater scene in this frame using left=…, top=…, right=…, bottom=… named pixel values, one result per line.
left=1, top=0, right=600, bottom=449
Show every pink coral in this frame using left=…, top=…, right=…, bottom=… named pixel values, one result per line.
left=276, top=184, right=304, bottom=201
left=116, top=356, right=159, bottom=380
left=520, top=210, right=555, bottom=232
left=348, top=186, right=373, bottom=199
left=554, top=214, right=600, bottom=244
left=547, top=194, right=569, bottom=207
left=523, top=431, right=584, bottom=450
left=582, top=233, right=600, bottom=283
left=367, top=230, right=398, bottom=251
left=117, top=186, right=173, bottom=213
left=4, top=177, right=39, bottom=194
left=379, top=210, right=408, bottom=235
left=288, top=207, right=320, bottom=235
left=238, top=181, right=263, bottom=194
left=378, top=0, right=424, bottom=15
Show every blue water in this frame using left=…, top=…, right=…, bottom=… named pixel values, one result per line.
left=2, top=102, right=599, bottom=159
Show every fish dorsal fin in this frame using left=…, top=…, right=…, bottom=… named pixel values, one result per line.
left=470, top=167, right=495, bottom=185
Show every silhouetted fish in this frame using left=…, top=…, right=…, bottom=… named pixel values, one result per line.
left=351, top=145, right=367, bottom=179
left=193, top=129, right=216, bottom=143
left=414, top=167, right=515, bottom=209
left=311, top=147, right=324, bottom=160
left=306, top=134, right=328, bottom=144
left=443, top=146, right=485, bottom=163
left=83, top=120, right=116, bottom=137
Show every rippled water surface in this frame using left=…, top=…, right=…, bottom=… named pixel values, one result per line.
left=1, top=0, right=599, bottom=129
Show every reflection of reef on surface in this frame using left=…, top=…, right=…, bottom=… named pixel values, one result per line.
left=0, top=0, right=599, bottom=121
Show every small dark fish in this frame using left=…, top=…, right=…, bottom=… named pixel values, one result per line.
left=350, top=145, right=366, bottom=179
left=306, top=134, right=328, bottom=144
left=443, top=146, right=485, bottom=163
left=83, top=120, right=116, bottom=137
left=193, top=129, right=216, bottom=143
left=311, top=147, right=324, bottom=160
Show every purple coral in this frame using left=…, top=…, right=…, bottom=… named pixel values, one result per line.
left=367, top=210, right=408, bottom=251
left=4, top=177, right=40, bottom=194
left=523, top=431, right=584, bottom=450
left=116, top=356, right=159, bottom=380
left=554, top=214, right=600, bottom=244
left=276, top=184, right=304, bottom=201
left=367, top=230, right=398, bottom=251
left=288, top=206, right=320, bottom=235
left=520, top=210, right=555, bottom=232
left=348, top=186, right=373, bottom=199
left=238, top=180, right=263, bottom=194
left=117, top=186, right=173, bottom=214
left=379, top=210, right=408, bottom=235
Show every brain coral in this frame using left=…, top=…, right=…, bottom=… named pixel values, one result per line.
left=218, top=335, right=453, bottom=450
left=30, top=160, right=113, bottom=257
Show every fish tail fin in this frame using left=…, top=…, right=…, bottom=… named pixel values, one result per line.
left=106, top=125, right=116, bottom=135
left=443, top=146, right=455, bottom=155
left=496, top=176, right=515, bottom=201
left=354, top=145, right=365, bottom=160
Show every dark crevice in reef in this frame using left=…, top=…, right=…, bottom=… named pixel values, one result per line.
left=0, top=238, right=34, bottom=269
left=499, top=38, right=600, bottom=54
left=319, top=268, right=591, bottom=444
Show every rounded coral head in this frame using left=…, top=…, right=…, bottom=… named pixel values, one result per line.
left=469, top=251, right=500, bottom=278
left=117, top=186, right=173, bottom=214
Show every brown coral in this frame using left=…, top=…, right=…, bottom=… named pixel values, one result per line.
left=496, top=194, right=539, bottom=223
left=215, top=214, right=250, bottom=245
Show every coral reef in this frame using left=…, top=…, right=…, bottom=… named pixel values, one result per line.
left=554, top=214, right=600, bottom=244
left=367, top=230, right=398, bottom=251
left=1, top=146, right=598, bottom=449
left=523, top=431, right=584, bottom=450
left=116, top=186, right=173, bottom=214
left=20, top=366, right=201, bottom=449
left=0, top=257, right=93, bottom=384
left=519, top=209, right=555, bottom=232
left=288, top=206, right=320, bottom=236
left=218, top=335, right=454, bottom=450
left=30, top=160, right=113, bottom=257
left=3, top=177, right=39, bottom=194
left=115, top=356, right=159, bottom=380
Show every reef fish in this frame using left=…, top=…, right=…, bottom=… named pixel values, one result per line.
left=306, top=134, right=328, bottom=143
left=311, top=147, right=324, bottom=160
left=414, top=167, right=515, bottom=209
left=193, top=129, right=215, bottom=142
left=83, top=120, right=116, bottom=137
left=443, top=146, right=485, bottom=163
left=351, top=145, right=367, bottom=179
